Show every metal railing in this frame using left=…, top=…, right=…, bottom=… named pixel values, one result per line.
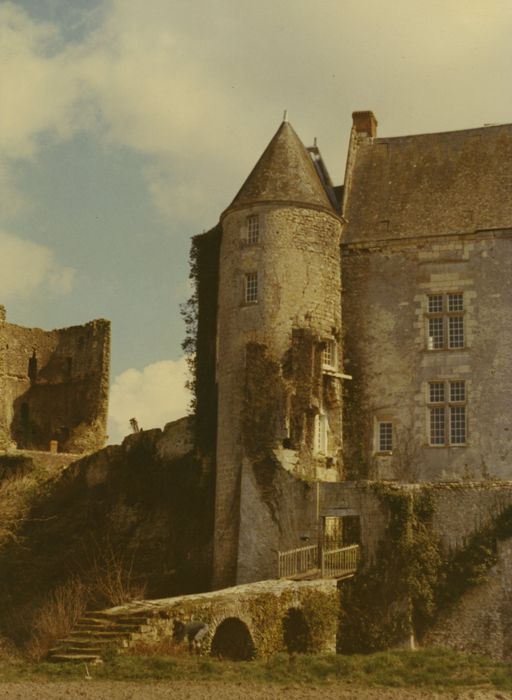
left=278, top=544, right=319, bottom=579
left=278, top=543, right=360, bottom=580
left=321, top=544, right=359, bottom=578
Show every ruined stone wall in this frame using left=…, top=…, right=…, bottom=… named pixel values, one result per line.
left=0, top=313, right=110, bottom=453
left=214, top=203, right=342, bottom=588
left=342, top=231, right=512, bottom=481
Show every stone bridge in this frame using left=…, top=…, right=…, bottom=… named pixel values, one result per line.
left=50, top=579, right=339, bottom=663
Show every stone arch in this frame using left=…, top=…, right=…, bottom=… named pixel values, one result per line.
left=210, top=616, right=256, bottom=660
left=282, top=607, right=311, bottom=653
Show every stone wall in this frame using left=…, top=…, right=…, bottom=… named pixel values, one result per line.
left=427, top=481, right=512, bottom=551
left=424, top=538, right=512, bottom=659
left=342, top=231, right=512, bottom=482
left=0, top=312, right=110, bottom=453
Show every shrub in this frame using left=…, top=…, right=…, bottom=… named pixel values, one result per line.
left=26, top=577, right=90, bottom=660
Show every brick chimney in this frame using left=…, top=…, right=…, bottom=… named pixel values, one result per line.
left=352, top=111, right=378, bottom=138
left=0, top=305, right=5, bottom=321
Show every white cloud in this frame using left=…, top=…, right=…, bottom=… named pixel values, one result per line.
left=0, top=229, right=75, bottom=299
left=2, top=0, right=512, bottom=226
left=108, top=356, right=191, bottom=444
left=0, top=3, right=83, bottom=160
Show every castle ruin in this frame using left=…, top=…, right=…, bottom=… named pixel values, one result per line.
left=0, top=305, right=110, bottom=453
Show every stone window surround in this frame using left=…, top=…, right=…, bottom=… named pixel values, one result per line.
left=425, top=291, right=465, bottom=351
left=373, top=417, right=394, bottom=455
left=322, top=338, right=338, bottom=370
left=378, top=421, right=393, bottom=453
left=246, top=214, right=260, bottom=245
left=426, top=379, right=467, bottom=447
left=244, top=271, right=258, bottom=304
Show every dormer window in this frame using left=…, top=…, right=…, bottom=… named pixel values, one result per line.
left=322, top=339, right=337, bottom=370
left=246, top=215, right=259, bottom=244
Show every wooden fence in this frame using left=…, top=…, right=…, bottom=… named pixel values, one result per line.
left=277, top=544, right=319, bottom=579
left=321, top=544, right=359, bottom=578
left=278, top=543, right=360, bottom=580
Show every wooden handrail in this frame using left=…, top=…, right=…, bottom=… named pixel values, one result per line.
left=278, top=543, right=360, bottom=580
left=278, top=544, right=318, bottom=579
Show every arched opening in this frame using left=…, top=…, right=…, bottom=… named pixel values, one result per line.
left=283, top=608, right=311, bottom=653
left=210, top=617, right=255, bottom=661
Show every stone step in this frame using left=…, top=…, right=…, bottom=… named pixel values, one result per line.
left=58, top=638, right=129, bottom=649
left=76, top=622, right=142, bottom=633
left=71, top=630, right=132, bottom=639
left=49, top=646, right=104, bottom=655
left=49, top=653, right=103, bottom=664
left=83, top=612, right=151, bottom=625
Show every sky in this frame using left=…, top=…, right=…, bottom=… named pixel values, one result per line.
left=1, top=0, right=512, bottom=443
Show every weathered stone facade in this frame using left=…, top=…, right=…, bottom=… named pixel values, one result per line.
left=343, top=232, right=512, bottom=481
left=193, top=113, right=512, bottom=605
left=0, top=308, right=110, bottom=453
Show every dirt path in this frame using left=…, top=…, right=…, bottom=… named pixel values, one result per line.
left=0, top=682, right=510, bottom=700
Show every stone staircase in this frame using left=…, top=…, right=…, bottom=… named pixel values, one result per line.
left=48, top=610, right=153, bottom=663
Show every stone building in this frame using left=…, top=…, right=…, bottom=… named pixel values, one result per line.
left=0, top=305, right=110, bottom=453
left=191, top=111, right=512, bottom=589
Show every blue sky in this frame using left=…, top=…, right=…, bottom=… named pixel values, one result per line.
left=2, top=0, right=512, bottom=441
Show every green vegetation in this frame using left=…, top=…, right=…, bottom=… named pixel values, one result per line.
left=181, top=225, right=221, bottom=451
left=0, top=649, right=511, bottom=689
left=0, top=442, right=214, bottom=656
left=341, top=484, right=512, bottom=653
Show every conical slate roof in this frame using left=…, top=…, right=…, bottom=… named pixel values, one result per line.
left=227, top=121, right=333, bottom=212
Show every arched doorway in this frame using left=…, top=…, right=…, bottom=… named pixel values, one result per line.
left=210, top=617, right=255, bottom=660
left=283, top=608, right=311, bottom=653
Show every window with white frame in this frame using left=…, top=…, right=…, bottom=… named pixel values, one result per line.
left=314, top=409, right=329, bottom=455
left=377, top=421, right=393, bottom=452
left=426, top=293, right=465, bottom=350
left=246, top=215, right=259, bottom=244
left=428, top=380, right=467, bottom=446
left=244, top=272, right=258, bottom=303
left=322, top=339, right=337, bottom=370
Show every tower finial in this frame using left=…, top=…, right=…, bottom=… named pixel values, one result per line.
left=283, top=109, right=288, bottom=122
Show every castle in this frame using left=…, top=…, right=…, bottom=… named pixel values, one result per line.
left=190, top=111, right=512, bottom=590
left=3, top=111, right=512, bottom=660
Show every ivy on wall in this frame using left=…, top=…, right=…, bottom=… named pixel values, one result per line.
left=181, top=225, right=222, bottom=453
left=340, top=484, right=512, bottom=653
left=248, top=588, right=339, bottom=656
left=243, top=343, right=286, bottom=459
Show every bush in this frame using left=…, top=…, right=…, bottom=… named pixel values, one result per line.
left=26, top=577, right=90, bottom=660
left=85, top=540, right=147, bottom=608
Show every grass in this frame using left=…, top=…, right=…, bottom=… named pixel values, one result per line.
left=0, top=648, right=511, bottom=689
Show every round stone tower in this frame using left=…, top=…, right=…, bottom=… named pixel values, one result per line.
left=213, top=120, right=343, bottom=588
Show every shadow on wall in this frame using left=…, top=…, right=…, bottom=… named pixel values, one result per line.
left=283, top=607, right=311, bottom=653
left=9, top=329, right=107, bottom=454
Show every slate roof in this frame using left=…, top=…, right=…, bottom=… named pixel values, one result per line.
left=227, top=121, right=334, bottom=213
left=343, top=124, right=512, bottom=244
